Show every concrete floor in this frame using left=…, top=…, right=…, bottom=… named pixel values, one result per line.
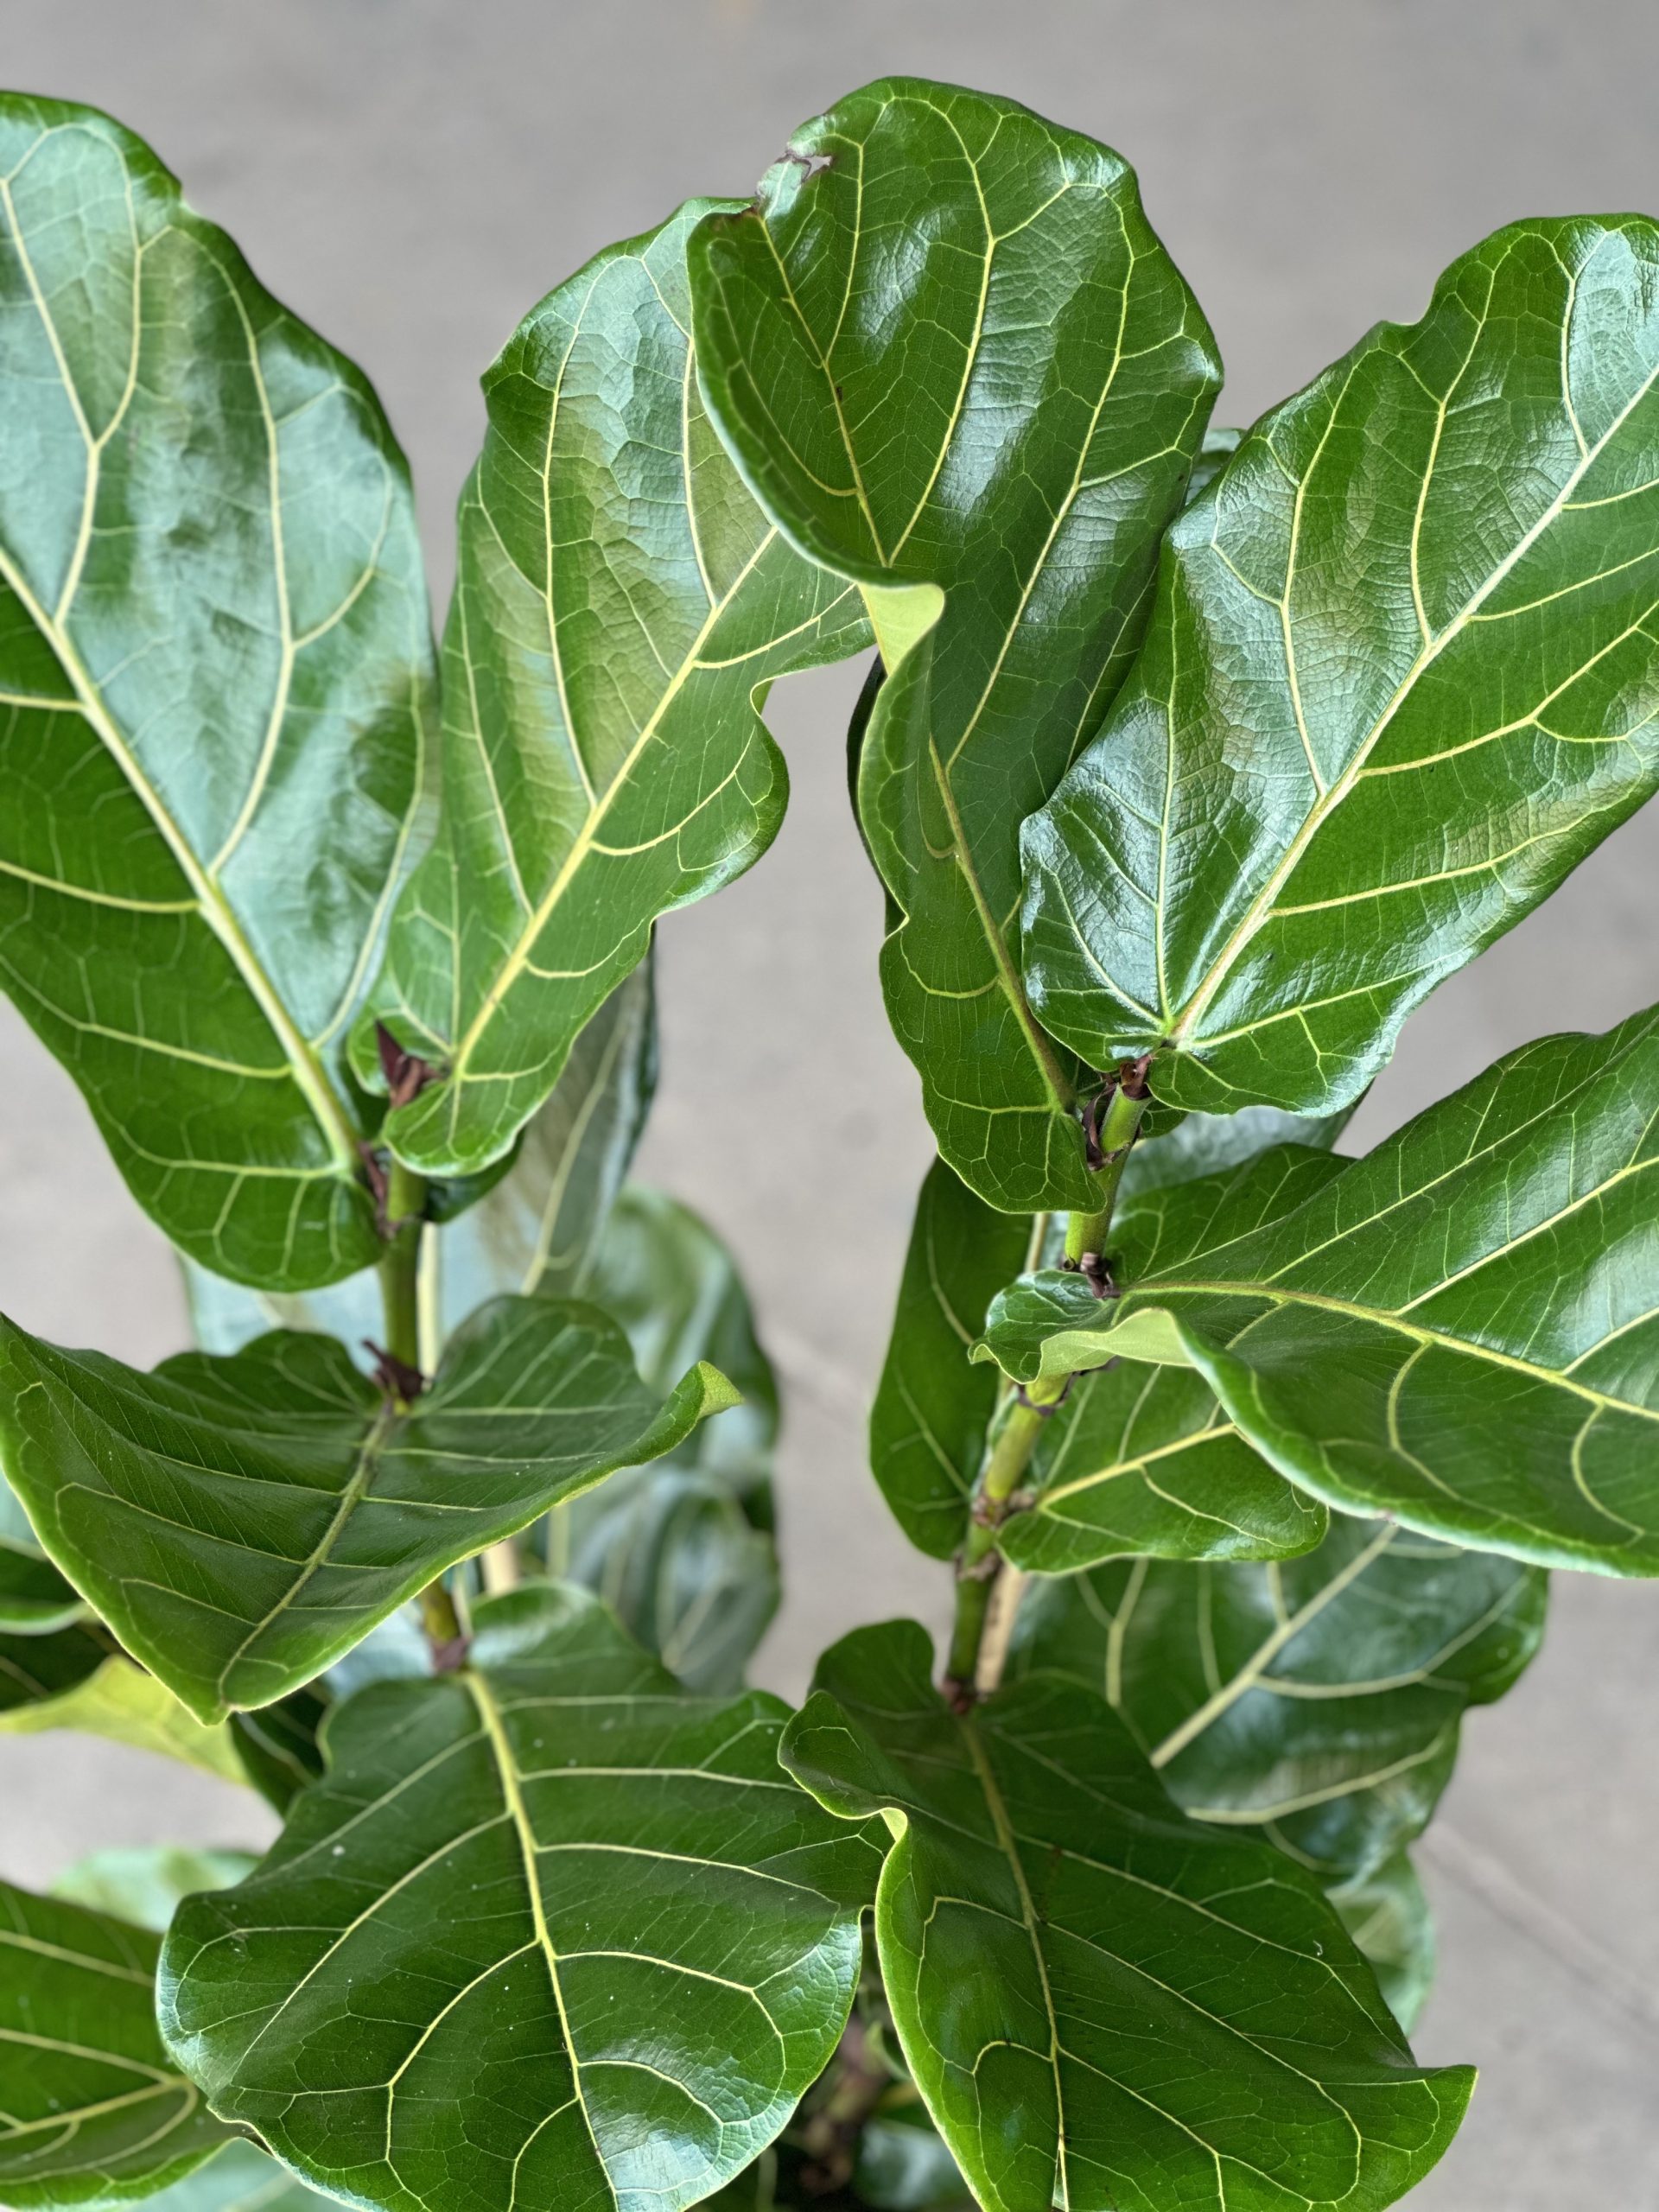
left=1, top=3, right=1657, bottom=2202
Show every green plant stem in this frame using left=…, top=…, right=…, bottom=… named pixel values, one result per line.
left=946, top=1065, right=1151, bottom=1702
left=377, top=1158, right=460, bottom=1658
left=1065, top=1075, right=1151, bottom=1262
left=378, top=1157, right=427, bottom=1379
left=418, top=1577, right=464, bottom=1651
left=944, top=1377, right=1065, bottom=1695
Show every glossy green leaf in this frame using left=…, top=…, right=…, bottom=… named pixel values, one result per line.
left=0, top=1654, right=248, bottom=1783
left=1024, top=213, right=1659, bottom=1118
left=868, top=1159, right=1033, bottom=1560
left=978, top=1008, right=1659, bottom=1573
left=161, top=1586, right=883, bottom=2212
left=781, top=1620, right=1470, bottom=2212
left=0, top=1880, right=234, bottom=2207
left=1331, top=1853, right=1436, bottom=2037
left=690, top=78, right=1220, bottom=1212
left=0, top=1294, right=737, bottom=1720
left=0, top=95, right=433, bottom=1289
left=1007, top=1516, right=1545, bottom=1878
left=51, top=1847, right=256, bottom=1936
left=123, top=2141, right=337, bottom=2212
left=357, top=199, right=868, bottom=1179
left=0, top=1541, right=86, bottom=1633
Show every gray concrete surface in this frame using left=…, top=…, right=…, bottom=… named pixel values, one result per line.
left=1, top=3, right=1656, bottom=2202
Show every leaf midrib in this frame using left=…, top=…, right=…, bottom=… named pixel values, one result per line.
left=957, top=1711, right=1071, bottom=2212
left=213, top=1397, right=402, bottom=1707
left=1129, top=1281, right=1659, bottom=1425
left=442, top=521, right=781, bottom=1097
left=464, top=1669, right=607, bottom=2188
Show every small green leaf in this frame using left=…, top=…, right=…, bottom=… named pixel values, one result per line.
left=1008, top=1516, right=1545, bottom=1878
left=0, top=1653, right=250, bottom=1784
left=51, top=1847, right=256, bottom=1935
left=690, top=78, right=1220, bottom=1211
left=978, top=1008, right=1659, bottom=1573
left=1003, top=1359, right=1325, bottom=1572
left=0, top=1296, right=736, bottom=1720
left=0, top=1543, right=86, bottom=1633
left=1024, top=214, right=1659, bottom=1119
left=853, top=2114, right=973, bottom=2211
left=1331, top=1853, right=1436, bottom=2036
left=0, top=96, right=434, bottom=1290
left=357, top=200, right=868, bottom=1179
left=0, top=1619, right=107, bottom=1718
left=161, top=1586, right=883, bottom=2212
left=227, top=1684, right=328, bottom=1811
left=0, top=1880, right=234, bottom=2207
left=869, top=1160, right=1033, bottom=1560
left=781, top=1621, right=1471, bottom=2212
left=118, top=2141, right=337, bottom=2212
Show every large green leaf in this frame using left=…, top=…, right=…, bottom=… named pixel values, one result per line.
left=0, top=1880, right=234, bottom=2208
left=1007, top=1516, right=1545, bottom=1878
left=976, top=1008, right=1659, bottom=1573
left=1023, top=213, right=1659, bottom=1118
left=690, top=78, right=1220, bottom=1212
left=182, top=960, right=657, bottom=1359
left=781, top=1621, right=1470, bottom=2212
left=0, top=1294, right=736, bottom=1720
left=868, top=1159, right=1033, bottom=1560
left=188, top=1169, right=780, bottom=1695
left=357, top=200, right=868, bottom=1179
left=161, top=1586, right=882, bottom=2212
left=0, top=95, right=433, bottom=1289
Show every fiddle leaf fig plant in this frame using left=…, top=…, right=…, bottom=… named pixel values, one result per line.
left=0, top=70, right=1653, bottom=2212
